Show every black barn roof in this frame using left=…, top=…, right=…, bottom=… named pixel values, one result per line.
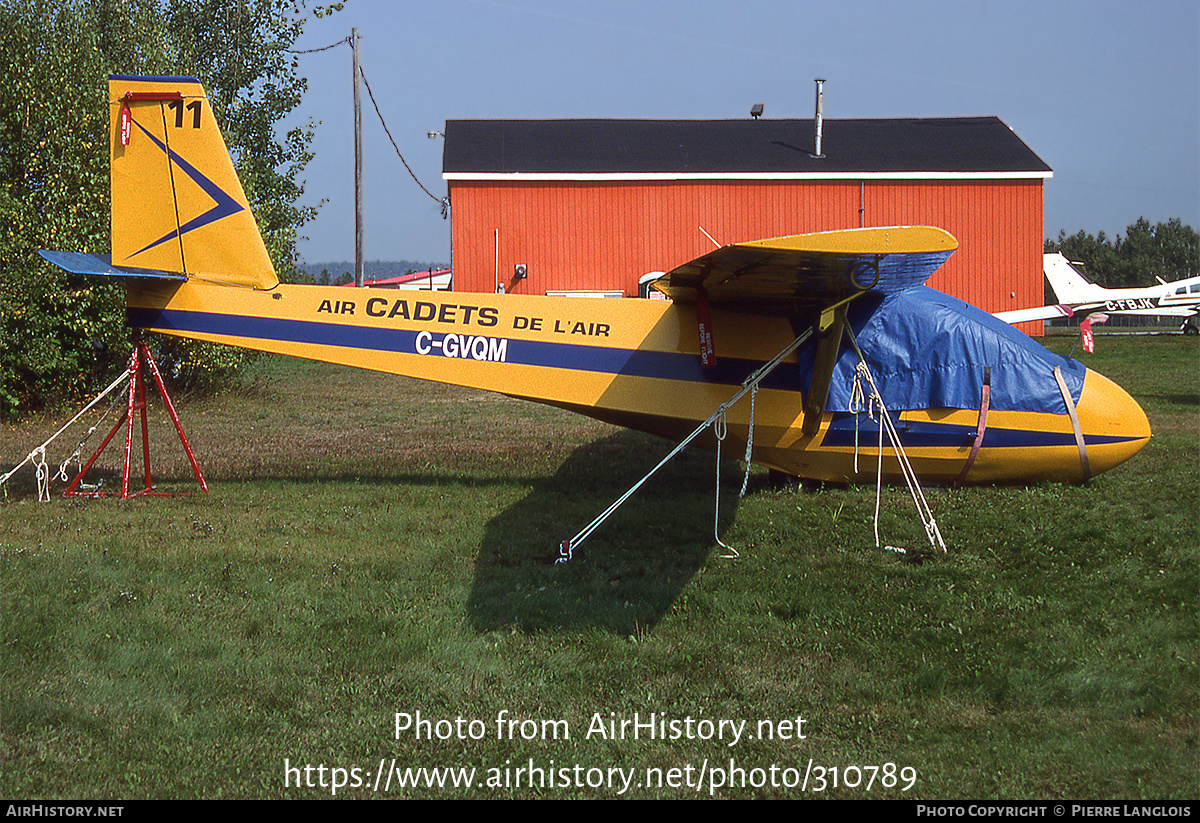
left=443, top=117, right=1052, bottom=179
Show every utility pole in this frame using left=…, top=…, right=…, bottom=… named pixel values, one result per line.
left=352, top=28, right=364, bottom=287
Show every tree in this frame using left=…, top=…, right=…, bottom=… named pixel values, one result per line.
left=1046, top=229, right=1119, bottom=287
left=1046, top=218, right=1199, bottom=291
left=0, top=1, right=127, bottom=414
left=1114, top=217, right=1199, bottom=288
left=0, top=0, right=340, bottom=415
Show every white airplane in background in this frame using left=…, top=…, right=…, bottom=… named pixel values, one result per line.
left=996, top=253, right=1200, bottom=334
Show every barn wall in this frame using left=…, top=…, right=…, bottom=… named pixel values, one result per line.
left=449, top=177, right=1044, bottom=333
left=865, top=180, right=1045, bottom=333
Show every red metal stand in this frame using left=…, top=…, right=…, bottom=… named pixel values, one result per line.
left=64, top=333, right=208, bottom=498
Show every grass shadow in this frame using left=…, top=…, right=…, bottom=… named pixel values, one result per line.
left=466, top=429, right=741, bottom=635
left=1143, top=392, right=1199, bottom=407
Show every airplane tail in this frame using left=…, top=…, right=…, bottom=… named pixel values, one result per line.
left=1043, top=253, right=1101, bottom=305
left=107, top=75, right=278, bottom=290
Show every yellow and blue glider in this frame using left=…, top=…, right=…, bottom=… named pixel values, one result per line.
left=41, top=75, right=1150, bottom=487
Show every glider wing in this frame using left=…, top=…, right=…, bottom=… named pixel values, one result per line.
left=650, top=226, right=958, bottom=315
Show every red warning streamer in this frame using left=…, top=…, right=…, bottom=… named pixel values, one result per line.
left=118, top=90, right=183, bottom=146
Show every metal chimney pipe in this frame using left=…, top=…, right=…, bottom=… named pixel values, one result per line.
left=814, top=78, right=826, bottom=158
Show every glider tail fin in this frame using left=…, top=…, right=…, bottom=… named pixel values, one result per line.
left=108, top=75, right=278, bottom=290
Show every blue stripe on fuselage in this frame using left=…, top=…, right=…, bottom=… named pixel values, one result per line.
left=128, top=306, right=1143, bottom=448
left=819, top=412, right=1139, bottom=448
left=127, top=306, right=803, bottom=391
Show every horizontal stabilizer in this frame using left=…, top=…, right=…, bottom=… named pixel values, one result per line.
left=38, top=250, right=187, bottom=282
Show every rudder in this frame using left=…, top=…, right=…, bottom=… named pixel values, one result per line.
left=109, top=75, right=278, bottom=290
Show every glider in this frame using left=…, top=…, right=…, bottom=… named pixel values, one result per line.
left=41, top=76, right=1150, bottom=493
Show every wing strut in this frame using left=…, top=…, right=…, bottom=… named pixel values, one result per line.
left=555, top=325, right=815, bottom=564
left=802, top=303, right=847, bottom=435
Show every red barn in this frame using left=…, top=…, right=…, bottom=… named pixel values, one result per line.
left=441, top=116, right=1052, bottom=332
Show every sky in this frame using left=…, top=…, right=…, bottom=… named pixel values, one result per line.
left=283, top=0, right=1200, bottom=266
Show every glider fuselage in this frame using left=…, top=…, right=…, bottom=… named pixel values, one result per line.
left=124, top=276, right=1149, bottom=486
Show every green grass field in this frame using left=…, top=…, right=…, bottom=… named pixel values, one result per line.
left=1, top=334, right=1196, bottom=799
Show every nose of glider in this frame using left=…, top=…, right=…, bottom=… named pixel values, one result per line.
left=1074, top=368, right=1151, bottom=477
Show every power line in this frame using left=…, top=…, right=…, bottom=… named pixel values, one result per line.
left=357, top=62, right=448, bottom=215
left=287, top=34, right=447, bottom=216
left=286, top=36, right=350, bottom=54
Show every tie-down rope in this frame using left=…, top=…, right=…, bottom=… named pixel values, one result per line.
left=0, top=369, right=132, bottom=501
left=712, top=382, right=757, bottom=559
left=555, top=327, right=813, bottom=564
left=843, top=326, right=947, bottom=554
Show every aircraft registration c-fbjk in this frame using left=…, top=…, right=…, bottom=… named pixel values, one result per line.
left=42, top=76, right=1150, bottom=504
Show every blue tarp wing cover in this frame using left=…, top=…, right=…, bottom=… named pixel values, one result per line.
left=807, top=287, right=1086, bottom=415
